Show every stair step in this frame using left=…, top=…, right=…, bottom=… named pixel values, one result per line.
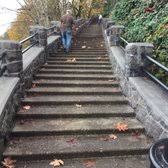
left=39, top=69, right=112, bottom=75
left=58, top=51, right=107, bottom=54
left=26, top=87, right=122, bottom=96
left=49, top=55, right=108, bottom=58
left=17, top=104, right=135, bottom=119
left=47, top=58, right=109, bottom=62
left=35, top=74, right=116, bottom=80
left=22, top=95, right=128, bottom=106
left=4, top=133, right=151, bottom=160
left=11, top=117, right=144, bottom=136
left=43, top=64, right=112, bottom=70
left=55, top=52, right=107, bottom=56
left=14, top=155, right=150, bottom=168
left=46, top=61, right=110, bottom=65
left=33, top=80, right=119, bottom=87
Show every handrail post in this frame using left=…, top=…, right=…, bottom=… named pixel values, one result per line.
left=107, top=25, right=124, bottom=46
left=0, top=41, right=23, bottom=77
left=125, top=43, right=154, bottom=77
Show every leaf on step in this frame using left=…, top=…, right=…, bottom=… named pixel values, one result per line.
left=99, top=134, right=117, bottom=141
left=88, top=47, right=91, bottom=49
left=66, top=138, right=78, bottom=144
left=75, top=104, right=82, bottom=108
left=132, top=131, right=141, bottom=139
left=82, top=46, right=86, bottom=49
left=23, top=105, right=31, bottom=110
left=66, top=58, right=76, bottom=63
left=83, top=159, right=96, bottom=168
left=32, top=84, right=36, bottom=88
left=115, top=122, right=128, bottom=132
left=109, top=134, right=118, bottom=140
left=2, top=157, right=16, bottom=168
left=49, top=159, right=64, bottom=167
left=100, top=44, right=104, bottom=47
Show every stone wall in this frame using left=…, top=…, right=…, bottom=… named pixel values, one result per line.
left=0, top=23, right=61, bottom=157
left=0, top=78, right=21, bottom=155
left=102, top=20, right=168, bottom=140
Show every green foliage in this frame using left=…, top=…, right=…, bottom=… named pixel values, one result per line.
left=111, top=0, right=168, bottom=85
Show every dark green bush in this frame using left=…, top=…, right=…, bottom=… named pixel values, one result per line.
left=111, top=0, right=168, bottom=85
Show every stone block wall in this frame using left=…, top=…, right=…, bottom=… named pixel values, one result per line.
left=102, top=20, right=168, bottom=140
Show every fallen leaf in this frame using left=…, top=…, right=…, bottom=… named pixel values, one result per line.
left=88, top=47, right=91, bottom=49
left=75, top=104, right=82, bottom=108
left=115, top=122, right=128, bottom=132
left=49, top=159, right=64, bottom=167
left=132, top=131, right=141, bottom=139
left=82, top=46, right=86, bottom=49
left=2, top=157, right=16, bottom=168
left=66, top=138, right=78, bottom=144
left=109, top=134, right=118, bottom=140
left=32, top=84, right=36, bottom=88
left=99, top=134, right=117, bottom=141
left=83, top=159, right=96, bottom=168
left=66, top=58, right=76, bottom=63
left=23, top=105, right=31, bottom=110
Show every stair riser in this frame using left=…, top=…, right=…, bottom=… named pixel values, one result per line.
left=11, top=128, right=145, bottom=137
left=46, top=62, right=110, bottom=65
left=3, top=148, right=149, bottom=161
left=22, top=101, right=128, bottom=106
left=43, top=66, right=111, bottom=70
left=33, top=83, right=119, bottom=87
left=38, top=71, right=112, bottom=75
left=47, top=59, right=109, bottom=62
left=35, top=76, right=116, bottom=80
left=55, top=52, right=107, bottom=55
left=26, top=91, right=123, bottom=96
left=16, top=113, right=135, bottom=120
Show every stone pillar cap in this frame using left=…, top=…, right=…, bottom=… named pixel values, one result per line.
left=0, top=40, right=22, bottom=50
left=126, top=43, right=154, bottom=48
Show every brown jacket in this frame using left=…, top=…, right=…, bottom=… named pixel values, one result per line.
left=61, top=14, right=74, bottom=32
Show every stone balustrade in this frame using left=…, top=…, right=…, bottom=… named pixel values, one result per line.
left=102, top=18, right=168, bottom=140
left=0, top=21, right=62, bottom=156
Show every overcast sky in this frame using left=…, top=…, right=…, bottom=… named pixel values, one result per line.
left=0, top=0, right=24, bottom=35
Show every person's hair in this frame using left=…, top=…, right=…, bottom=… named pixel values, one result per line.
left=66, top=10, right=71, bottom=14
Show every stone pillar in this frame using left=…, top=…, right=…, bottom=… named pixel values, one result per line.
left=0, top=49, right=7, bottom=76
left=0, top=41, right=23, bottom=77
left=30, top=26, right=47, bottom=47
left=51, top=21, right=61, bottom=35
left=125, top=43, right=154, bottom=77
left=108, top=25, right=124, bottom=46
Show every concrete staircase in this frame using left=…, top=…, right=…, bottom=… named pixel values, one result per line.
left=3, top=26, right=152, bottom=167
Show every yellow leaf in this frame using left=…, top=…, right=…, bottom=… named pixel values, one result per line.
left=49, top=159, right=64, bottom=167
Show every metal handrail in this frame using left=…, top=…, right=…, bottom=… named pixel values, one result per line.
left=143, top=55, right=168, bottom=91
left=22, top=42, right=38, bottom=54
left=120, top=37, right=129, bottom=45
left=20, top=33, right=37, bottom=44
left=145, top=55, right=168, bottom=72
left=46, top=25, right=57, bottom=31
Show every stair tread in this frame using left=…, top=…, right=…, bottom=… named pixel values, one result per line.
left=33, top=80, right=119, bottom=86
left=43, top=64, right=111, bottom=69
left=18, top=104, right=134, bottom=117
left=39, top=69, right=112, bottom=74
left=36, top=74, right=115, bottom=78
left=22, top=95, right=128, bottom=105
left=12, top=117, right=144, bottom=134
left=46, top=61, right=110, bottom=65
left=14, top=155, right=150, bottom=168
left=4, top=133, right=151, bottom=158
left=27, top=87, right=122, bottom=94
